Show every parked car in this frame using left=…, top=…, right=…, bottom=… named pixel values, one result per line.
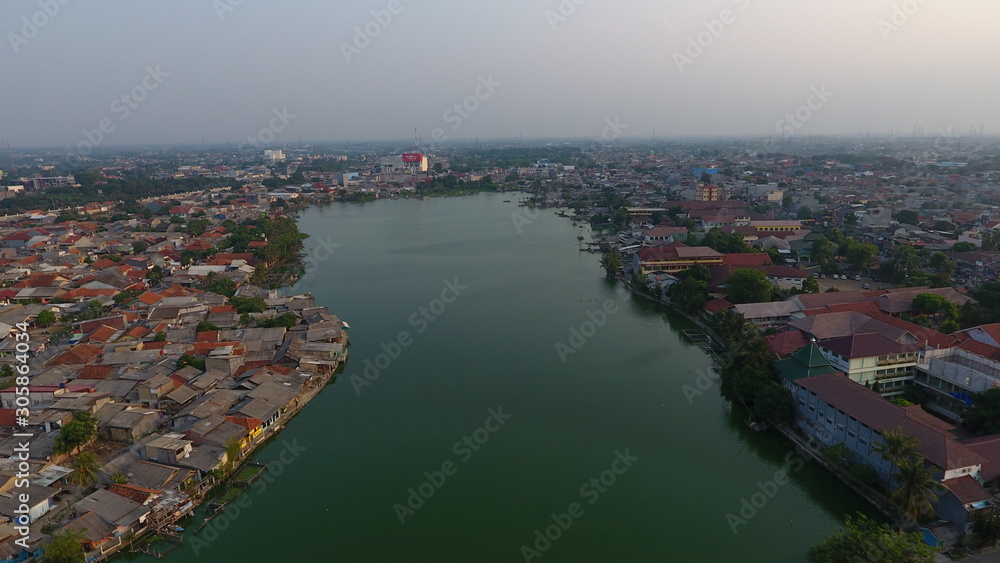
left=832, top=274, right=839, bottom=279
left=854, top=275, right=861, bottom=281
left=862, top=283, right=870, bottom=289
left=819, top=273, right=826, bottom=279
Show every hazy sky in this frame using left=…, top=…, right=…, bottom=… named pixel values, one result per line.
left=2, top=0, right=999, bottom=149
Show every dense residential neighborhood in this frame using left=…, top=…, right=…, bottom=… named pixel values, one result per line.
left=0, top=175, right=349, bottom=561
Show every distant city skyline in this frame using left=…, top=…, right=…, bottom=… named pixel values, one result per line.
left=3, top=0, right=999, bottom=149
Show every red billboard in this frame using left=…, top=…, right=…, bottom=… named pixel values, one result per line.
left=402, top=153, right=424, bottom=163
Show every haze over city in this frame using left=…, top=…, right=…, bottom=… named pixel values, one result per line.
left=3, top=0, right=999, bottom=148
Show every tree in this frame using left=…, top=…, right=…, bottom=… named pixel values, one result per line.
left=177, top=354, right=206, bottom=371
left=974, top=509, right=1000, bottom=547
left=110, top=469, right=128, bottom=484
left=712, top=309, right=748, bottom=342
left=894, top=209, right=920, bottom=226
left=599, top=250, right=621, bottom=280
left=807, top=513, right=934, bottom=563
left=55, top=412, right=97, bottom=455
left=802, top=276, right=820, bottom=294
left=928, top=252, right=955, bottom=276
left=230, top=296, right=267, bottom=314
left=725, top=268, right=773, bottom=304
left=873, top=426, right=920, bottom=508
left=224, top=437, right=243, bottom=472
left=848, top=463, right=879, bottom=487
left=822, top=443, right=854, bottom=467
left=67, top=451, right=100, bottom=487
left=667, top=276, right=707, bottom=314
left=963, top=388, right=1000, bottom=435
left=796, top=206, right=814, bottom=220
left=131, top=241, right=148, bottom=254
left=782, top=195, right=795, bottom=212
left=810, top=238, right=833, bottom=265
left=37, top=309, right=57, bottom=327
left=844, top=241, right=877, bottom=273
left=153, top=331, right=166, bottom=342
left=753, top=382, right=795, bottom=424
left=952, top=241, right=977, bottom=253
left=984, top=230, right=1000, bottom=252
left=257, top=313, right=298, bottom=328
left=146, top=264, right=164, bottom=286
left=41, top=528, right=86, bottom=563
left=891, top=456, right=939, bottom=523
left=911, top=293, right=958, bottom=321
left=85, top=300, right=103, bottom=320
left=196, top=320, right=220, bottom=333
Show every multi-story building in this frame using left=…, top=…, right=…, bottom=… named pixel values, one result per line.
left=631, top=242, right=724, bottom=274
left=816, top=332, right=920, bottom=396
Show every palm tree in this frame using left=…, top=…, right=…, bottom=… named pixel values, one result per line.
left=68, top=452, right=100, bottom=488
left=891, top=456, right=939, bottom=525
left=599, top=251, right=622, bottom=280
left=736, top=330, right=776, bottom=373
left=873, top=426, right=920, bottom=508
left=713, top=309, right=747, bottom=342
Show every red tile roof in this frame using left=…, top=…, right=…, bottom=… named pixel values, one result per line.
left=196, top=331, right=219, bottom=342
left=819, top=332, right=917, bottom=359
left=78, top=365, right=114, bottom=380
left=225, top=416, right=264, bottom=430
left=722, top=253, right=773, bottom=267
left=703, top=298, right=732, bottom=314
left=943, top=475, right=991, bottom=504
left=87, top=325, right=119, bottom=344
left=766, top=330, right=810, bottom=358
left=962, top=435, right=1000, bottom=481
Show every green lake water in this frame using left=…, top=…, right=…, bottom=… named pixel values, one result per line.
left=123, top=192, right=876, bottom=563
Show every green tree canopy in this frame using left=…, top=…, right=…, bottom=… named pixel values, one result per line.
left=724, top=268, right=773, bottom=304
left=54, top=412, right=97, bottom=455
left=67, top=451, right=100, bottom=487
left=807, top=513, right=934, bottom=563
left=894, top=209, right=920, bottom=226
left=37, top=309, right=57, bottom=327
left=41, top=528, right=86, bottom=563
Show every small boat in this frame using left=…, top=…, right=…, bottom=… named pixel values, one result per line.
left=577, top=235, right=585, bottom=241
left=503, top=200, right=511, bottom=202
left=747, top=420, right=769, bottom=432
